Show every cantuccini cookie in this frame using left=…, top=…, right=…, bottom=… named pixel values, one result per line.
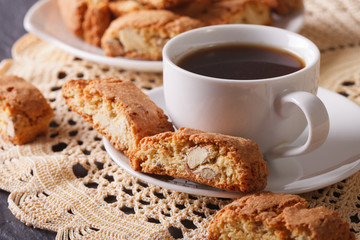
left=109, top=0, right=153, bottom=18
left=109, top=0, right=211, bottom=19
left=208, top=191, right=355, bottom=240
left=197, top=0, right=275, bottom=26
left=273, top=0, right=303, bottom=15
left=57, top=0, right=111, bottom=46
left=101, top=9, right=203, bottom=60
left=129, top=127, right=268, bottom=193
left=170, top=0, right=211, bottom=18
left=62, top=78, right=174, bottom=155
left=0, top=75, right=53, bottom=145
left=57, top=0, right=87, bottom=38
left=135, top=0, right=192, bottom=9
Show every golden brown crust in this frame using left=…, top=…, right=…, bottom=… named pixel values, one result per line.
left=282, top=205, right=356, bottom=240
left=135, top=0, right=191, bottom=9
left=0, top=75, right=53, bottom=145
left=62, top=78, right=174, bottom=154
left=101, top=9, right=203, bottom=60
left=108, top=0, right=212, bottom=19
left=57, top=0, right=88, bottom=38
left=57, top=0, right=111, bottom=46
left=129, top=127, right=268, bottom=193
left=109, top=0, right=153, bottom=18
left=198, top=0, right=274, bottom=26
left=170, top=0, right=211, bottom=18
left=273, top=0, right=303, bottom=15
left=105, top=9, right=182, bottom=29
left=83, top=1, right=111, bottom=46
left=207, top=191, right=355, bottom=240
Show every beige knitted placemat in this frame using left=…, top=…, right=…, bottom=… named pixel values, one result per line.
left=0, top=0, right=360, bottom=239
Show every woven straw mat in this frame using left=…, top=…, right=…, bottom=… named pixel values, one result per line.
left=0, top=0, right=360, bottom=239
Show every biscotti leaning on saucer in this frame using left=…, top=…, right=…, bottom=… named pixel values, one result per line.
left=207, top=191, right=355, bottom=240
left=101, top=9, right=204, bottom=60
left=0, top=75, right=54, bottom=145
left=129, top=127, right=269, bottom=193
left=62, top=78, right=174, bottom=155
left=57, top=0, right=111, bottom=46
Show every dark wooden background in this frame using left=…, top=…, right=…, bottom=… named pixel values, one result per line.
left=0, top=0, right=56, bottom=239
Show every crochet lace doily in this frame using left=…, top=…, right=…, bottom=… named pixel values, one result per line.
left=0, top=0, right=359, bottom=239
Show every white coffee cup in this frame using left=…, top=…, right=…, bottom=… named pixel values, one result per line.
left=162, top=24, right=329, bottom=160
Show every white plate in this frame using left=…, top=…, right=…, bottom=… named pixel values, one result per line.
left=103, top=87, right=360, bottom=198
left=24, top=0, right=305, bottom=72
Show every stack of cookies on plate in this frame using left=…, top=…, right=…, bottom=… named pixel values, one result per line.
left=57, top=0, right=303, bottom=60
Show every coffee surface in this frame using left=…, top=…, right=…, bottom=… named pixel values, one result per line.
left=177, top=44, right=305, bottom=80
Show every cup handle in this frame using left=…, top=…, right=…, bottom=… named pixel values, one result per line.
left=265, top=91, right=330, bottom=160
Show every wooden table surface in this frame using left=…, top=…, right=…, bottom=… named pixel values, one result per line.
left=0, top=1, right=56, bottom=239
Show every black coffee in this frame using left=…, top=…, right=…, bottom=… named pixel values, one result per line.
left=177, top=44, right=305, bottom=80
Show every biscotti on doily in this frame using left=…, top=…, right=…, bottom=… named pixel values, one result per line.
left=0, top=75, right=53, bottom=145
left=101, top=9, right=204, bottom=60
left=129, top=127, right=269, bottom=193
left=62, top=78, right=174, bottom=155
left=208, top=191, right=355, bottom=240
left=57, top=0, right=111, bottom=46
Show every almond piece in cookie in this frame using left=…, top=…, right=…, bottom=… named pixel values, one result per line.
left=129, top=127, right=269, bottom=193
left=101, top=9, right=204, bottom=60
left=208, top=191, right=355, bottom=240
left=62, top=78, right=174, bottom=155
left=0, top=75, right=53, bottom=145
left=198, top=0, right=276, bottom=26
left=57, top=0, right=111, bottom=46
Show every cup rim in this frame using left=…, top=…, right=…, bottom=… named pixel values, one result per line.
left=163, top=24, right=320, bottom=83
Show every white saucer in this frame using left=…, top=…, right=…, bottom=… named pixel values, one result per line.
left=103, top=87, right=360, bottom=198
left=24, top=0, right=304, bottom=72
